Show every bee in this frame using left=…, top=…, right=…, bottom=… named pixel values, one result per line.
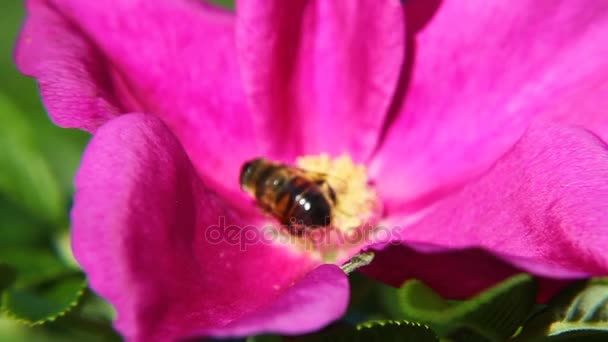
left=239, top=158, right=337, bottom=234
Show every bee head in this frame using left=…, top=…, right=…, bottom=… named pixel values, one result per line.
left=240, top=158, right=264, bottom=190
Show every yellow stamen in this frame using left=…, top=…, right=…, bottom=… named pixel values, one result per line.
left=296, top=153, right=379, bottom=232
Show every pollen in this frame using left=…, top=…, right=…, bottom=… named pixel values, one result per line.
left=296, top=153, right=380, bottom=231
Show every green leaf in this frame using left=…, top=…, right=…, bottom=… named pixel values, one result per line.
left=548, top=282, right=608, bottom=334
left=0, top=195, right=49, bottom=247
left=1, top=272, right=87, bottom=325
left=0, top=247, right=71, bottom=287
left=0, top=263, right=16, bottom=294
left=346, top=272, right=394, bottom=322
left=206, top=0, right=235, bottom=9
left=377, top=284, right=407, bottom=320
left=518, top=280, right=608, bottom=341
left=295, top=320, right=438, bottom=342
left=354, top=320, right=438, bottom=341
left=246, top=335, right=282, bottom=342
left=398, top=274, right=537, bottom=341
left=54, top=230, right=80, bottom=269
left=0, top=1, right=39, bottom=113
left=543, top=330, right=608, bottom=341
left=0, top=92, right=65, bottom=224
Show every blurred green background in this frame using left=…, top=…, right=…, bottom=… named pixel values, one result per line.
left=0, top=1, right=119, bottom=341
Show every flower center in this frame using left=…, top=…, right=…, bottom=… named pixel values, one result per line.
left=290, top=153, right=381, bottom=263
left=240, top=153, right=381, bottom=263
left=295, top=153, right=379, bottom=232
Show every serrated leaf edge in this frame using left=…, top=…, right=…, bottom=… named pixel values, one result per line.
left=400, top=274, right=534, bottom=321
left=549, top=322, right=608, bottom=335
left=0, top=279, right=87, bottom=326
left=357, top=319, right=433, bottom=331
left=548, top=283, right=608, bottom=335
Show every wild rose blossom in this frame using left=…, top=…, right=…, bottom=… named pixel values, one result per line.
left=15, top=0, right=608, bottom=340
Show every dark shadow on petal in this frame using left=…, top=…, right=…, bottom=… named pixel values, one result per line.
left=361, top=244, right=572, bottom=302
left=370, top=0, right=443, bottom=162
left=406, top=0, right=443, bottom=34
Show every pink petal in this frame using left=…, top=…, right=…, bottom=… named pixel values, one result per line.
left=235, top=0, right=405, bottom=161
left=72, top=114, right=348, bottom=341
left=372, top=0, right=608, bottom=211
left=367, top=122, right=608, bottom=297
left=15, top=0, right=121, bottom=131
left=16, top=0, right=255, bottom=193
left=202, top=264, right=348, bottom=337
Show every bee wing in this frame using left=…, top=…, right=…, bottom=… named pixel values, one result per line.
left=292, top=167, right=347, bottom=188
left=291, top=167, right=353, bottom=207
left=292, top=167, right=324, bottom=182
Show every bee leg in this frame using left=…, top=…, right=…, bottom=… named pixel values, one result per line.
left=257, top=203, right=273, bottom=216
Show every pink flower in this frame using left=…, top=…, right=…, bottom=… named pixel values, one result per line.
left=15, top=0, right=608, bottom=340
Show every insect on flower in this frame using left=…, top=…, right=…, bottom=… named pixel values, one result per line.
left=239, top=154, right=380, bottom=238
left=240, top=158, right=339, bottom=234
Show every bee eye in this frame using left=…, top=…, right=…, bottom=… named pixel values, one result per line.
left=240, top=160, right=256, bottom=186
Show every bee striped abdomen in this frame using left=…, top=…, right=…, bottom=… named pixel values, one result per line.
left=253, top=164, right=281, bottom=202
left=274, top=176, right=307, bottom=223
left=290, top=190, right=332, bottom=227
left=281, top=176, right=331, bottom=227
